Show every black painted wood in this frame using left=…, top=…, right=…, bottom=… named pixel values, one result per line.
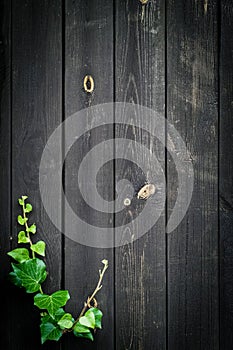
left=167, top=1, right=219, bottom=349
left=219, top=1, right=233, bottom=349
left=0, top=0, right=12, bottom=348
left=63, top=0, right=114, bottom=349
left=11, top=0, right=62, bottom=349
left=115, top=1, right=166, bottom=349
left=0, top=1, right=233, bottom=349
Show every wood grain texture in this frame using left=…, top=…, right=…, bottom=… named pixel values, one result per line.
left=11, top=0, right=62, bottom=349
left=1, top=1, right=233, bottom=349
left=167, top=0, right=219, bottom=349
left=0, top=0, right=12, bottom=348
left=64, top=0, right=114, bottom=349
left=219, top=1, right=233, bottom=349
left=115, top=1, right=166, bottom=349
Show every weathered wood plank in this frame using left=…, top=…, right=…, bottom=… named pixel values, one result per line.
left=115, top=1, right=166, bottom=349
left=0, top=0, right=12, bottom=348
left=11, top=0, right=62, bottom=348
left=219, top=1, right=233, bottom=348
left=64, top=0, right=114, bottom=349
left=167, top=1, right=219, bottom=349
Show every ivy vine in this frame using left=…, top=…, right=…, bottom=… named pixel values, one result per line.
left=8, top=196, right=108, bottom=344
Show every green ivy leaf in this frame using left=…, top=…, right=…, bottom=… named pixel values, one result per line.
left=57, top=313, right=73, bottom=329
left=34, top=290, right=70, bottom=317
left=9, top=271, right=22, bottom=287
left=73, top=322, right=91, bottom=333
left=8, top=248, right=30, bottom=263
left=25, top=203, right=33, bottom=213
left=79, top=310, right=95, bottom=329
left=73, top=328, right=94, bottom=341
left=87, top=308, right=103, bottom=329
left=18, top=196, right=28, bottom=205
left=40, top=308, right=67, bottom=327
left=18, top=231, right=30, bottom=244
left=18, top=198, right=24, bottom=206
left=12, top=258, right=47, bottom=293
left=27, top=224, right=36, bottom=234
left=31, top=241, right=46, bottom=256
left=40, top=322, right=63, bottom=344
left=18, top=215, right=27, bottom=225
left=54, top=308, right=66, bottom=322
left=41, top=314, right=53, bottom=325
left=40, top=308, right=65, bottom=324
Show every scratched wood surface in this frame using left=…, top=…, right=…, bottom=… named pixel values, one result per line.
left=0, top=1, right=232, bottom=350
left=219, top=1, right=233, bottom=349
left=167, top=1, right=219, bottom=349
left=0, top=0, right=12, bottom=348
left=63, top=0, right=115, bottom=349
left=9, top=1, right=63, bottom=349
left=114, top=1, right=166, bottom=349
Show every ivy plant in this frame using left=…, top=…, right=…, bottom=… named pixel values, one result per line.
left=8, top=196, right=108, bottom=344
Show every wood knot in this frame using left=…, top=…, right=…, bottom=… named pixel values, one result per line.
left=83, top=75, right=94, bottom=93
left=137, top=184, right=156, bottom=200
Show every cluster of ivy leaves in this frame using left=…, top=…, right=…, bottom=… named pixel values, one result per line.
left=8, top=196, right=103, bottom=344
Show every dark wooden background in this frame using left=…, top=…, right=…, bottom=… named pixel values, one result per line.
left=0, top=0, right=232, bottom=349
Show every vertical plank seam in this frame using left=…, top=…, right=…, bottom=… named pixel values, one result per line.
left=10, top=0, right=13, bottom=252
left=165, top=0, right=168, bottom=349
left=217, top=0, right=222, bottom=348
left=113, top=1, right=116, bottom=349
left=61, top=1, right=66, bottom=349
left=61, top=0, right=65, bottom=289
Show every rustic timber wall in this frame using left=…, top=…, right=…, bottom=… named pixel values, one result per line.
left=0, top=0, right=232, bottom=349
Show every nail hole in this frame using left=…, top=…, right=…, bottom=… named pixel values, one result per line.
left=84, top=75, right=94, bottom=93
left=124, top=198, right=131, bottom=206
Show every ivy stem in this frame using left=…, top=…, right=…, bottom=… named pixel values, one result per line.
left=22, top=199, right=44, bottom=294
left=70, top=260, right=108, bottom=331
left=22, top=200, right=35, bottom=259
